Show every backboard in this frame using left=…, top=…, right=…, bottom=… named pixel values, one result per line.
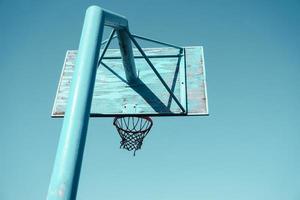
left=52, top=46, right=208, bottom=117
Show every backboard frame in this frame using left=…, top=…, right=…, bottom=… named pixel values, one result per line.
left=52, top=45, right=208, bottom=117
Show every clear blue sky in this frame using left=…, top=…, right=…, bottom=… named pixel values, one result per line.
left=1, top=0, right=300, bottom=199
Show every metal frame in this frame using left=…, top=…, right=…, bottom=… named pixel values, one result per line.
left=97, top=30, right=186, bottom=113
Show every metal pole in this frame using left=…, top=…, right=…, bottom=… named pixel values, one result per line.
left=117, top=29, right=137, bottom=83
left=47, top=6, right=104, bottom=200
left=47, top=5, right=136, bottom=200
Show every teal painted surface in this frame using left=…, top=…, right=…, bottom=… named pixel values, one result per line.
left=52, top=47, right=208, bottom=117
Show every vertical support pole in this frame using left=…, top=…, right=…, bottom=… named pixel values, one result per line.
left=117, top=29, right=137, bottom=83
left=47, top=6, right=104, bottom=200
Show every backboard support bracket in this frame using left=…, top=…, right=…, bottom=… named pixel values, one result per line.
left=96, top=29, right=187, bottom=114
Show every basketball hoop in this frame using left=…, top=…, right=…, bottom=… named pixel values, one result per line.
left=113, top=116, right=153, bottom=156
left=48, top=5, right=209, bottom=200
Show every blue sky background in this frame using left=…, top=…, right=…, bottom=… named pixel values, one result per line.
left=1, top=0, right=300, bottom=199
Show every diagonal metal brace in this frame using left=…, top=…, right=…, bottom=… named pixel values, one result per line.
left=97, top=29, right=116, bottom=67
left=132, top=34, right=183, bottom=50
left=125, top=29, right=186, bottom=113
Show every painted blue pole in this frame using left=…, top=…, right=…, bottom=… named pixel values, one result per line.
left=47, top=6, right=136, bottom=200
left=47, top=6, right=104, bottom=200
left=117, top=29, right=137, bottom=83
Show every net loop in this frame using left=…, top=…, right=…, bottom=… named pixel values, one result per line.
left=113, top=116, right=153, bottom=156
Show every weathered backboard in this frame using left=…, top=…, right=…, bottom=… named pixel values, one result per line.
left=52, top=46, right=208, bottom=117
